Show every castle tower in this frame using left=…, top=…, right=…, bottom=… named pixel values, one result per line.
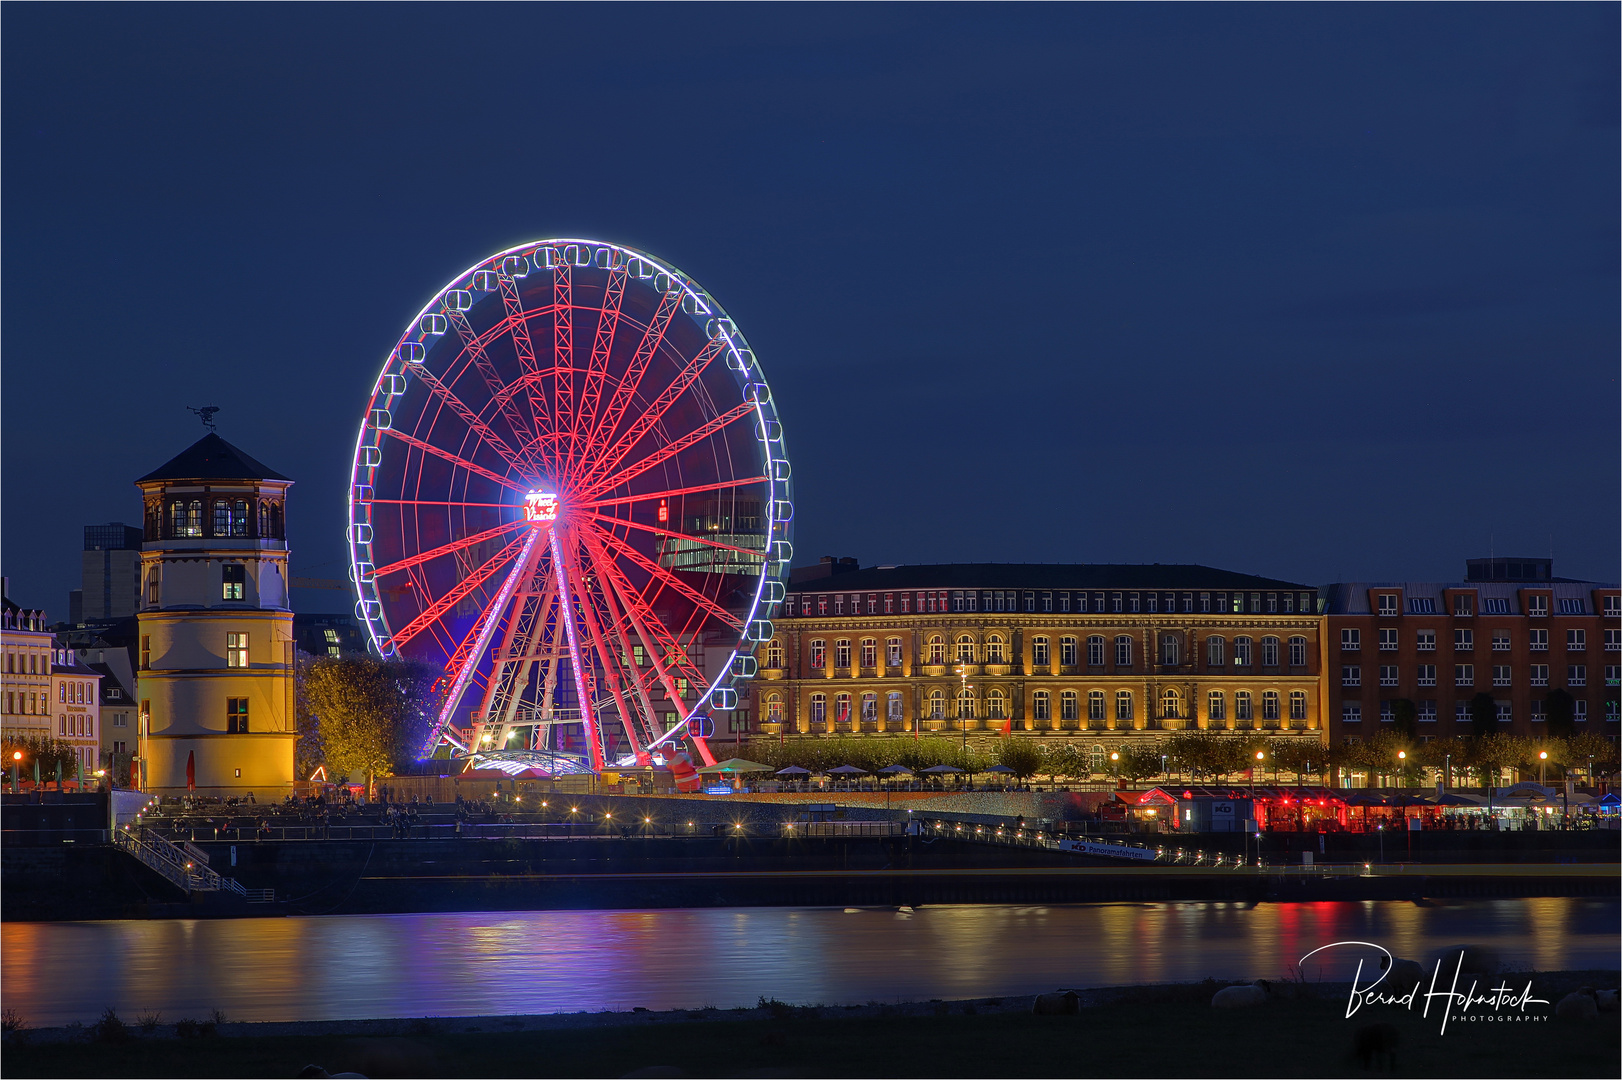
left=134, top=434, right=295, bottom=796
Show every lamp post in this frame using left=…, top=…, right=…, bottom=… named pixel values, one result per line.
left=10, top=750, right=20, bottom=794
left=956, top=661, right=972, bottom=757
left=1397, top=749, right=1406, bottom=791
left=1538, top=749, right=1548, bottom=786
left=1444, top=752, right=1451, bottom=793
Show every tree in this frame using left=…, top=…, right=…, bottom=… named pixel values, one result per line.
left=1113, top=743, right=1164, bottom=784
left=997, top=739, right=1044, bottom=781
left=1467, top=692, right=1497, bottom=741
left=1543, top=690, right=1576, bottom=739
left=1390, top=699, right=1419, bottom=742
left=299, top=656, right=440, bottom=790
left=1267, top=739, right=1324, bottom=783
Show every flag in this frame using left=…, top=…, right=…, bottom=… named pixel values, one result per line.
left=186, top=750, right=196, bottom=792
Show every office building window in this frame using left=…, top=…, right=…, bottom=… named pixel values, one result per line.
left=957, top=636, right=975, bottom=664
left=1455, top=629, right=1474, bottom=651
left=226, top=697, right=249, bottom=734
left=1161, top=689, right=1181, bottom=719
left=1206, top=636, right=1225, bottom=666
left=1527, top=595, right=1548, bottom=617
left=1417, top=700, right=1436, bottom=722
left=1342, top=702, right=1362, bottom=723
left=1342, top=665, right=1361, bottom=687
left=1341, top=628, right=1360, bottom=651
left=1495, top=700, right=1512, bottom=722
left=1261, top=691, right=1280, bottom=721
left=1574, top=700, right=1588, bottom=722
left=985, top=635, right=1006, bottom=664
left=1607, top=630, right=1622, bottom=652
left=1568, top=665, right=1587, bottom=687
left=957, top=688, right=975, bottom=719
left=1379, top=629, right=1398, bottom=651
left=1455, top=664, right=1474, bottom=686
left=1161, top=635, right=1180, bottom=666
left=1529, top=665, right=1549, bottom=687
left=887, top=692, right=903, bottom=722
left=1453, top=594, right=1474, bottom=616
left=1567, top=629, right=1587, bottom=651
left=1492, top=665, right=1511, bottom=687
left=1200, top=593, right=1212, bottom=613
left=1530, top=629, right=1548, bottom=651
left=860, top=693, right=877, bottom=723
left=1379, top=665, right=1398, bottom=687
left=1377, top=594, right=1398, bottom=616
left=1380, top=700, right=1394, bottom=722
left=1416, top=630, right=1435, bottom=651
left=1417, top=664, right=1436, bottom=687
left=222, top=563, right=245, bottom=601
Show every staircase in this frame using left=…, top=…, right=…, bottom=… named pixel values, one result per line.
left=113, top=825, right=253, bottom=897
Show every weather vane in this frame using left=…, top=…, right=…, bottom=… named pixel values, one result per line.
left=187, top=405, right=221, bottom=433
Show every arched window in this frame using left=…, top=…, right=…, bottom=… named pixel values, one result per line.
left=186, top=500, right=203, bottom=537
left=886, top=691, right=904, bottom=722
left=1233, top=636, right=1254, bottom=667
left=1206, top=636, right=1225, bottom=666
left=145, top=571, right=160, bottom=606
left=1288, top=636, right=1308, bottom=668
left=1235, top=690, right=1253, bottom=721
left=834, top=640, right=852, bottom=668
left=1031, top=637, right=1051, bottom=667
left=1059, top=636, right=1077, bottom=666
left=834, top=692, right=853, bottom=726
left=1060, top=690, right=1078, bottom=722
left=1161, top=635, right=1180, bottom=666
left=765, top=694, right=783, bottom=722
left=1089, top=744, right=1107, bottom=772
left=1088, top=689, right=1106, bottom=721
left=928, top=636, right=945, bottom=665
left=929, top=689, right=945, bottom=719
left=810, top=693, right=827, bottom=725
left=985, top=635, right=1006, bottom=664
left=765, top=640, right=784, bottom=669
left=1262, top=690, right=1280, bottom=721
left=809, top=640, right=826, bottom=668
left=1289, top=690, right=1308, bottom=721
left=1032, top=690, right=1051, bottom=721
left=986, top=688, right=1006, bottom=719
left=170, top=501, right=186, bottom=536
left=886, top=637, right=903, bottom=668
left=957, top=687, right=976, bottom=719
left=860, top=639, right=877, bottom=668
left=232, top=499, right=249, bottom=537
left=269, top=502, right=283, bottom=538
left=956, top=635, right=975, bottom=664
left=259, top=500, right=271, bottom=537
left=1086, top=636, right=1104, bottom=666
left=1162, top=688, right=1181, bottom=719
left=860, top=692, right=878, bottom=723
left=213, top=500, right=232, bottom=536
left=1115, top=689, right=1134, bottom=721
left=1261, top=637, right=1280, bottom=667
left=1114, top=636, right=1133, bottom=668
left=1207, top=690, right=1226, bottom=723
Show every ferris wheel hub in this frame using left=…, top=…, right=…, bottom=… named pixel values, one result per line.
left=523, top=490, right=559, bottom=523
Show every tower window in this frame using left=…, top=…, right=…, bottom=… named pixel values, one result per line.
left=223, top=564, right=246, bottom=601
left=227, top=697, right=249, bottom=734
left=226, top=632, right=249, bottom=668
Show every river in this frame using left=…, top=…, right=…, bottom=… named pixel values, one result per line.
left=3, top=899, right=1616, bottom=1026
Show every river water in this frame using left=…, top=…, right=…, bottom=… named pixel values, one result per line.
left=3, top=899, right=1616, bottom=1026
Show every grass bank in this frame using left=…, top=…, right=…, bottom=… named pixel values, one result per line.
left=4, top=976, right=1618, bottom=1079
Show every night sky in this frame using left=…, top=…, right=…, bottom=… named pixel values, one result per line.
left=3, top=5, right=1617, bottom=615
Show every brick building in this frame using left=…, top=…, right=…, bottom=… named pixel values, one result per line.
left=1320, top=557, right=1620, bottom=751
left=754, top=561, right=1326, bottom=756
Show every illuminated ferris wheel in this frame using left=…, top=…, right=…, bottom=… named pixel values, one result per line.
left=347, top=239, right=791, bottom=774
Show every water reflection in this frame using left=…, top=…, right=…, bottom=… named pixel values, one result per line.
left=2, top=900, right=1615, bottom=1026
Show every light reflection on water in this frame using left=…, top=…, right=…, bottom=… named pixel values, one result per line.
left=3, top=899, right=1615, bottom=1026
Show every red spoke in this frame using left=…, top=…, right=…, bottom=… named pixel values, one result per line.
left=580, top=336, right=728, bottom=491
left=365, top=499, right=513, bottom=509
left=476, top=554, right=556, bottom=736
left=561, top=536, right=645, bottom=760
left=583, top=511, right=766, bottom=561
left=571, top=263, right=626, bottom=485
left=583, top=527, right=706, bottom=689
left=448, top=306, right=537, bottom=449
left=550, top=527, right=604, bottom=771
left=550, top=263, right=575, bottom=467
left=586, top=287, right=681, bottom=458
left=498, top=270, right=552, bottom=442
left=410, top=364, right=525, bottom=469
left=383, top=429, right=529, bottom=493
left=372, top=519, right=528, bottom=578
left=389, top=529, right=533, bottom=649
left=584, top=401, right=759, bottom=499
left=582, top=476, right=769, bottom=510
left=591, top=525, right=744, bottom=631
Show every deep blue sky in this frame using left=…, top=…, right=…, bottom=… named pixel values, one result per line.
left=4, top=5, right=1617, bottom=614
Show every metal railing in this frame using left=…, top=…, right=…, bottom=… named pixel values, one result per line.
left=114, top=825, right=244, bottom=894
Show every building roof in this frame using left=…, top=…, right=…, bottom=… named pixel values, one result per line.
left=1320, top=579, right=1618, bottom=616
left=136, top=433, right=291, bottom=483
left=785, top=563, right=1313, bottom=594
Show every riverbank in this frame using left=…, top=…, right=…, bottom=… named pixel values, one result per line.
left=5, top=972, right=1617, bottom=1078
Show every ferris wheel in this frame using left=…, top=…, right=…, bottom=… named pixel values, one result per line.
left=347, top=239, right=791, bottom=774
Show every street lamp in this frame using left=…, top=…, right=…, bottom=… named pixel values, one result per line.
left=955, top=661, right=973, bottom=754
left=1397, top=749, right=1406, bottom=790
left=10, top=750, right=20, bottom=793
left=1538, top=749, right=1548, bottom=786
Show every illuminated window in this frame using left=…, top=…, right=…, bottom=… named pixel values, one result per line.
left=765, top=640, right=783, bottom=669
left=1114, top=690, right=1133, bottom=722
left=860, top=693, right=878, bottom=723
left=929, top=689, right=944, bottom=719
left=957, top=688, right=975, bottom=719
left=928, top=636, right=945, bottom=665
left=765, top=695, right=782, bottom=722
left=986, top=689, right=1006, bottom=719
left=887, top=692, right=903, bottom=722
left=809, top=640, right=826, bottom=668
left=1233, top=637, right=1253, bottom=667
left=1161, top=689, right=1180, bottom=719
left=226, top=632, right=248, bottom=668
left=834, top=640, right=851, bottom=668
left=886, top=638, right=902, bottom=667
left=834, top=693, right=852, bottom=726
left=957, top=636, right=975, bottom=664
left=860, top=639, right=876, bottom=668
left=810, top=694, right=826, bottom=725
left=222, top=564, right=245, bottom=601
left=985, top=636, right=1005, bottom=664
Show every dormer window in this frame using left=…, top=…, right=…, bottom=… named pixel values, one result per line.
left=1377, top=594, right=1398, bottom=616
